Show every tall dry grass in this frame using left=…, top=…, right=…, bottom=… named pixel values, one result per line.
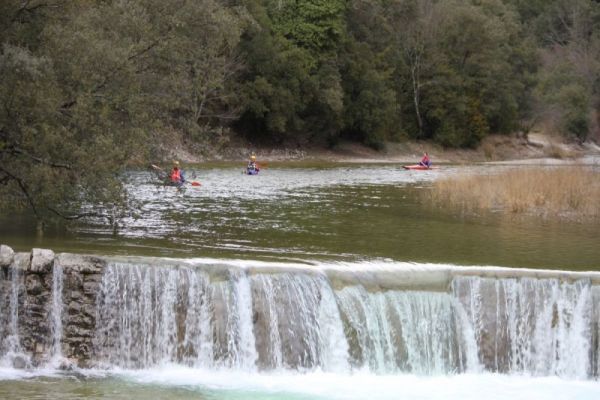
left=428, top=167, right=600, bottom=220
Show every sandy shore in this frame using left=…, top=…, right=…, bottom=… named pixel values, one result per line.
left=168, top=133, right=600, bottom=165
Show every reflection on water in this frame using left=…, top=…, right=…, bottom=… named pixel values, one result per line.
left=0, top=164, right=599, bottom=270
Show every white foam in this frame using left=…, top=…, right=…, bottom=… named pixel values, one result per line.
left=117, top=366, right=600, bottom=400
left=118, top=256, right=600, bottom=280
left=0, top=367, right=59, bottom=380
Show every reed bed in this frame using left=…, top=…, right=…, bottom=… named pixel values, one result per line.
left=428, top=167, right=600, bottom=220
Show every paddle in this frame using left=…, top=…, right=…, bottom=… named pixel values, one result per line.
left=150, top=164, right=201, bottom=186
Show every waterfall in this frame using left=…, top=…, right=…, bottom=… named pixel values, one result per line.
left=2, top=253, right=597, bottom=379
left=95, top=263, right=196, bottom=368
left=453, top=276, right=593, bottom=379
left=91, top=261, right=598, bottom=377
left=49, top=262, right=64, bottom=362
left=211, top=270, right=258, bottom=370
left=0, top=263, right=26, bottom=367
left=94, top=263, right=260, bottom=369
left=251, top=273, right=349, bottom=371
left=335, top=286, right=478, bottom=374
left=94, top=263, right=346, bottom=371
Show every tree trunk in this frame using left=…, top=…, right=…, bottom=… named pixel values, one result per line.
left=411, top=54, right=424, bottom=137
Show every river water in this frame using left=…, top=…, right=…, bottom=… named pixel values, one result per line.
left=0, top=163, right=599, bottom=399
left=1, top=163, right=599, bottom=269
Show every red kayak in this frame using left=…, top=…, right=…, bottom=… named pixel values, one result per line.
left=402, top=164, right=436, bottom=170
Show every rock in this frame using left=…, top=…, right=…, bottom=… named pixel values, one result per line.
left=35, top=342, right=46, bottom=354
left=83, top=281, right=99, bottom=295
left=57, top=357, right=75, bottom=371
left=56, top=253, right=105, bottom=274
left=67, top=300, right=82, bottom=314
left=0, top=245, right=15, bottom=267
left=12, top=355, right=29, bottom=369
left=25, top=274, right=44, bottom=295
left=30, top=248, right=55, bottom=273
left=70, top=342, right=92, bottom=360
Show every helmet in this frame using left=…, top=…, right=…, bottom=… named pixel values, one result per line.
left=251, top=155, right=256, bottom=161
left=173, top=160, right=180, bottom=167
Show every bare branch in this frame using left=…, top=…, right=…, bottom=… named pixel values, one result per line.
left=0, top=165, right=39, bottom=218
left=10, top=1, right=62, bottom=23
left=46, top=206, right=105, bottom=220
left=4, top=146, right=72, bottom=169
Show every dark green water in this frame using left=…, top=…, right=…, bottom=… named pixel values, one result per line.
left=1, top=163, right=598, bottom=270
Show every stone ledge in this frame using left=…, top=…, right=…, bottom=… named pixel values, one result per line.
left=0, top=244, right=15, bottom=267
left=30, top=248, right=55, bottom=273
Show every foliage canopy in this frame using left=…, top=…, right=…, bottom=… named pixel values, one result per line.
left=1, top=0, right=599, bottom=221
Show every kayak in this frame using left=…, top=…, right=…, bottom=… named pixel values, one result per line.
left=150, top=165, right=200, bottom=186
left=245, top=168, right=260, bottom=175
left=402, top=164, right=436, bottom=170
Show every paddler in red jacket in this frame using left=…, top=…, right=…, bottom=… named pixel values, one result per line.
left=170, top=161, right=186, bottom=186
left=419, top=152, right=431, bottom=167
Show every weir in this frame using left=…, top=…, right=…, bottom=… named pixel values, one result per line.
left=0, top=245, right=598, bottom=379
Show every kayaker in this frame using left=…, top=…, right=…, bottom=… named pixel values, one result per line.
left=170, top=161, right=186, bottom=186
left=419, top=152, right=431, bottom=167
left=247, top=154, right=259, bottom=173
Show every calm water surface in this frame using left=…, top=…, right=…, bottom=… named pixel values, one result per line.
left=1, top=163, right=599, bottom=270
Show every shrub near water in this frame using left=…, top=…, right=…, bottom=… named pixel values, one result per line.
left=428, top=167, right=600, bottom=220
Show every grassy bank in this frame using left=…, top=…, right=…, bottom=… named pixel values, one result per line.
left=427, top=167, right=600, bottom=220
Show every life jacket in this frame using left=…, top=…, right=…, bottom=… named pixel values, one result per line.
left=170, top=168, right=181, bottom=183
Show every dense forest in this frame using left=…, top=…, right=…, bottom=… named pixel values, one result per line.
left=1, top=0, right=599, bottom=220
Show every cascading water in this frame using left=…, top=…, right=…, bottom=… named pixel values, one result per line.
left=90, top=261, right=599, bottom=378
left=452, top=276, right=594, bottom=379
left=211, top=270, right=258, bottom=370
left=335, top=286, right=479, bottom=374
left=90, top=262, right=484, bottom=375
left=251, top=273, right=349, bottom=371
left=94, top=263, right=260, bottom=369
left=94, top=263, right=347, bottom=371
left=2, top=257, right=598, bottom=381
left=49, top=262, right=64, bottom=363
left=0, top=262, right=26, bottom=367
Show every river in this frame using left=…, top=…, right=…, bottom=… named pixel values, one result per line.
left=0, top=163, right=599, bottom=399
left=1, top=163, right=599, bottom=269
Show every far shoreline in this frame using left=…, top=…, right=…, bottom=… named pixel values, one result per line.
left=165, top=133, right=600, bottom=166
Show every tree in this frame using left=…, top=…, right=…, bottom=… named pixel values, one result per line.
left=1, top=1, right=151, bottom=224
left=143, top=0, right=249, bottom=150
left=533, top=0, right=600, bottom=141
left=389, top=0, right=531, bottom=147
left=1, top=0, right=249, bottom=223
left=340, top=40, right=399, bottom=149
left=396, top=0, right=440, bottom=139
left=237, top=0, right=346, bottom=145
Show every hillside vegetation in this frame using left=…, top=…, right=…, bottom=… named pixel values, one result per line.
left=1, top=0, right=599, bottom=221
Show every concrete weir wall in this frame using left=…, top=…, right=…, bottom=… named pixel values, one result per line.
left=0, top=244, right=599, bottom=377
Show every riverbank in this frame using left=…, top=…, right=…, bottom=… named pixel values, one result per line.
left=427, top=167, right=600, bottom=221
left=168, top=132, right=600, bottom=164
